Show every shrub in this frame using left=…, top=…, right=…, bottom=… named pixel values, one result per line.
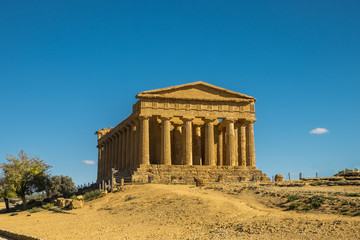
left=347, top=193, right=360, bottom=197
left=310, top=181, right=323, bottom=186
left=287, top=195, right=301, bottom=202
left=42, top=203, right=54, bottom=209
left=84, top=190, right=101, bottom=201
left=289, top=203, right=301, bottom=209
left=303, top=205, right=312, bottom=211
left=28, top=207, right=41, bottom=213
left=309, top=195, right=325, bottom=209
left=311, top=201, right=322, bottom=208
left=324, top=196, right=338, bottom=201
left=69, top=195, right=77, bottom=199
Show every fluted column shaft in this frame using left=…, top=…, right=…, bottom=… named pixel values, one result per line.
left=239, top=123, right=247, bottom=166
left=173, top=124, right=182, bottom=165
left=117, top=131, right=122, bottom=170
left=204, top=119, right=215, bottom=166
left=183, top=118, right=193, bottom=165
left=139, top=116, right=150, bottom=165
left=121, top=129, right=126, bottom=170
left=125, top=125, right=131, bottom=170
left=194, top=125, right=202, bottom=165
left=105, top=140, right=110, bottom=178
left=226, top=119, right=236, bottom=166
left=247, top=121, right=256, bottom=167
left=134, top=119, right=140, bottom=169
left=130, top=123, right=136, bottom=170
left=161, top=117, right=172, bottom=165
left=217, top=127, right=223, bottom=166
left=112, top=135, right=117, bottom=170
left=234, top=126, right=239, bottom=166
left=97, top=145, right=102, bottom=181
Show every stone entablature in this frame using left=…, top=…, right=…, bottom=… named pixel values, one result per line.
left=96, top=81, right=262, bottom=182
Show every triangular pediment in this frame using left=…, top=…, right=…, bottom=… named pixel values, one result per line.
left=136, top=81, right=255, bottom=102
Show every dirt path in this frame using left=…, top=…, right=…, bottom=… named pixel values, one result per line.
left=0, top=184, right=359, bottom=239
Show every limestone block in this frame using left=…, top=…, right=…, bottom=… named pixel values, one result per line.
left=76, top=195, right=84, bottom=201
left=275, top=174, right=284, bottom=182
left=64, top=199, right=74, bottom=208
left=71, top=199, right=83, bottom=209
left=54, top=198, right=66, bottom=207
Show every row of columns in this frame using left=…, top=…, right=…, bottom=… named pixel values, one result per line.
left=97, top=115, right=256, bottom=181
left=97, top=116, right=150, bottom=180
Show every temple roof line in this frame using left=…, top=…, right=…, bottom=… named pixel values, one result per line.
left=136, top=81, right=256, bottom=102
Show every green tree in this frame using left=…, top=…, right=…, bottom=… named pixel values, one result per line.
left=0, top=176, right=16, bottom=212
left=0, top=150, right=51, bottom=209
left=46, top=175, right=76, bottom=198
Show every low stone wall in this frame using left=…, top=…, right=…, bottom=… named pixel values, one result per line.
left=115, top=164, right=268, bottom=183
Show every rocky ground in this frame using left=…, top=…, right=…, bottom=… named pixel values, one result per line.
left=0, top=182, right=359, bottom=239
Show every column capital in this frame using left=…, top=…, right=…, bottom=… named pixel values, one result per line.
left=224, top=117, right=236, bottom=123
left=160, top=115, right=172, bottom=121
left=139, top=115, right=151, bottom=120
left=245, top=118, right=257, bottom=124
left=203, top=117, right=217, bottom=123
left=181, top=116, right=195, bottom=122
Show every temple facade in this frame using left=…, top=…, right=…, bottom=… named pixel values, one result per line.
left=95, top=82, right=267, bottom=183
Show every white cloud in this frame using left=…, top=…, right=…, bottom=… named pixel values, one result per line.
left=309, top=128, right=329, bottom=134
left=81, top=160, right=96, bottom=165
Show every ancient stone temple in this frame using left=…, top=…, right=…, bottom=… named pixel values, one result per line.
left=95, top=82, right=267, bottom=183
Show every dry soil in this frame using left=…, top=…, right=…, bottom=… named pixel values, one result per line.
left=0, top=183, right=359, bottom=239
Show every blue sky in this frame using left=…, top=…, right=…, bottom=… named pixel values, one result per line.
left=1, top=1, right=359, bottom=185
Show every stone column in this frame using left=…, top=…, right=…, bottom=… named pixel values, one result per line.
left=226, top=118, right=236, bottom=166
left=246, top=120, right=256, bottom=167
left=134, top=119, right=140, bottom=169
left=239, top=121, right=247, bottom=166
left=173, top=124, right=182, bottom=165
left=121, top=128, right=126, bottom=170
left=97, top=145, right=102, bottom=181
left=125, top=125, right=131, bottom=170
left=234, top=125, right=239, bottom=166
left=104, top=140, right=109, bottom=178
left=217, top=126, right=223, bottom=166
left=193, top=124, right=202, bottom=165
left=130, top=122, right=136, bottom=170
left=204, top=118, right=216, bottom=166
left=112, top=135, right=117, bottom=170
left=182, top=117, right=193, bottom=165
left=161, top=116, right=172, bottom=165
left=117, top=131, right=122, bottom=171
left=139, top=115, right=150, bottom=165
left=107, top=139, right=112, bottom=177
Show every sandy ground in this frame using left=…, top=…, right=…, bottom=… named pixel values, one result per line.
left=0, top=183, right=359, bottom=239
